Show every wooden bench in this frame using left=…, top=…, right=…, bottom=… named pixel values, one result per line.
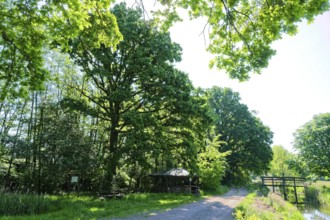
left=99, top=192, right=125, bottom=200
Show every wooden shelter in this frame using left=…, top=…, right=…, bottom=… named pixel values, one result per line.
left=149, top=168, right=199, bottom=194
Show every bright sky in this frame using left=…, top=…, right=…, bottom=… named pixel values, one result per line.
left=169, top=10, right=330, bottom=151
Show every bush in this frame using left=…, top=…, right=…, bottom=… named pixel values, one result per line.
left=305, top=186, right=320, bottom=206
left=197, top=136, right=229, bottom=190
left=0, top=192, right=54, bottom=216
left=306, top=181, right=330, bottom=214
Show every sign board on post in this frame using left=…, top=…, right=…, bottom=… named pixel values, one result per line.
left=71, top=176, right=78, bottom=183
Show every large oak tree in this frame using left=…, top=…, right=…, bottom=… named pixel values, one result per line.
left=66, top=3, right=210, bottom=189
left=207, top=87, right=273, bottom=184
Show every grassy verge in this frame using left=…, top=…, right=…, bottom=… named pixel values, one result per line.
left=305, top=181, right=330, bottom=215
left=0, top=186, right=228, bottom=220
left=0, top=193, right=198, bottom=220
left=234, top=184, right=304, bottom=220
left=0, top=192, right=56, bottom=216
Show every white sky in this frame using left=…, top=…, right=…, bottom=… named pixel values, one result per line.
left=169, top=10, right=330, bottom=151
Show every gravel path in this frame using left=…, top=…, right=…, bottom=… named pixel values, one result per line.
left=112, top=188, right=248, bottom=220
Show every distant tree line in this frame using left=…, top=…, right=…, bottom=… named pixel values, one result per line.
left=269, top=113, right=330, bottom=179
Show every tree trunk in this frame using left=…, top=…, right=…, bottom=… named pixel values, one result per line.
left=5, top=100, right=27, bottom=191
left=105, top=102, right=120, bottom=191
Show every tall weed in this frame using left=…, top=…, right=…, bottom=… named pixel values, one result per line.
left=0, top=192, right=54, bottom=216
left=306, top=181, right=330, bottom=214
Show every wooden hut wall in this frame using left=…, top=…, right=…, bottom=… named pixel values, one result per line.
left=150, top=176, right=191, bottom=193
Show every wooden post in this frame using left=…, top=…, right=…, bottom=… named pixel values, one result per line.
left=282, top=177, right=287, bottom=201
left=189, top=177, right=191, bottom=193
left=293, top=178, right=298, bottom=205
left=272, top=177, right=275, bottom=193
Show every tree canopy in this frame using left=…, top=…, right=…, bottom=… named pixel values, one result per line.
left=0, top=3, right=216, bottom=193
left=0, top=0, right=122, bottom=100
left=294, top=113, right=330, bottom=177
left=197, top=135, right=228, bottom=190
left=1, top=0, right=329, bottom=100
left=0, top=1, right=299, bottom=193
left=66, top=3, right=211, bottom=190
left=155, top=0, right=329, bottom=81
left=269, top=145, right=298, bottom=177
left=206, top=87, right=273, bottom=184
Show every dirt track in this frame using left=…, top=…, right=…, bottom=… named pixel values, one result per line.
left=113, top=188, right=248, bottom=220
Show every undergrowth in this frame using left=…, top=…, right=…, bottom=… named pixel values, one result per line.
left=306, top=181, right=330, bottom=215
left=234, top=184, right=304, bottom=220
left=0, top=192, right=57, bottom=216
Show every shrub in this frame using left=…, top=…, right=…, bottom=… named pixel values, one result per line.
left=305, top=186, right=320, bottom=206
left=197, top=136, right=229, bottom=190
left=306, top=181, right=330, bottom=214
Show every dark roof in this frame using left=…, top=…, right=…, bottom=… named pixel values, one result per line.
left=150, top=168, right=190, bottom=177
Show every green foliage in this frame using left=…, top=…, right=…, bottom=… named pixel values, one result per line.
left=269, top=145, right=299, bottom=177
left=66, top=3, right=211, bottom=190
left=2, top=0, right=329, bottom=100
left=246, top=183, right=269, bottom=196
left=294, top=113, right=330, bottom=177
left=206, top=87, right=273, bottom=185
left=306, top=181, right=330, bottom=215
left=305, top=186, right=320, bottom=207
left=0, top=192, right=54, bottom=216
left=1, top=0, right=297, bottom=196
left=154, top=0, right=330, bottom=81
left=0, top=143, right=5, bottom=165
left=286, top=155, right=311, bottom=178
left=0, top=3, right=213, bottom=194
left=32, top=104, right=95, bottom=193
left=200, top=185, right=229, bottom=196
left=0, top=0, right=122, bottom=100
left=197, top=136, right=228, bottom=190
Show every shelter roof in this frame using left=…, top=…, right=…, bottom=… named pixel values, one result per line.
left=151, top=168, right=190, bottom=177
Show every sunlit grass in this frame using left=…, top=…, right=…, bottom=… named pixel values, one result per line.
left=309, top=181, right=330, bottom=188
left=0, top=192, right=56, bottom=217
left=234, top=185, right=304, bottom=220
left=0, top=192, right=203, bottom=220
left=0, top=185, right=229, bottom=220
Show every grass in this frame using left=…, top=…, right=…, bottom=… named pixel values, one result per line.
left=0, top=186, right=228, bottom=220
left=234, top=184, right=304, bottom=220
left=0, top=192, right=56, bottom=216
left=0, top=193, right=198, bottom=220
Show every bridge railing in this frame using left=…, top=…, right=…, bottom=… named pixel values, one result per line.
left=262, top=176, right=306, bottom=187
left=261, top=176, right=306, bottom=205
